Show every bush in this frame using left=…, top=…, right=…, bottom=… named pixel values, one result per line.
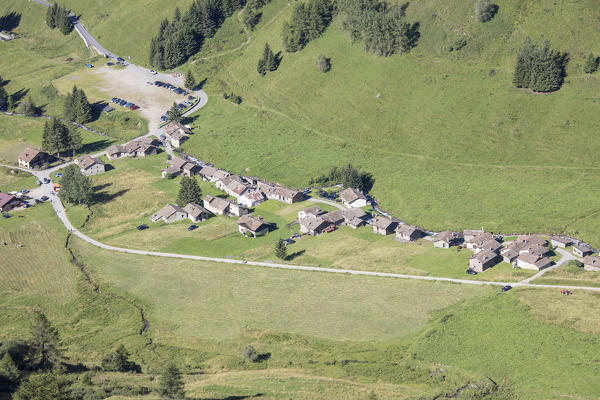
left=316, top=54, right=331, bottom=72
left=448, top=37, right=467, bottom=52
left=475, top=0, right=498, bottom=23
left=243, top=345, right=259, bottom=362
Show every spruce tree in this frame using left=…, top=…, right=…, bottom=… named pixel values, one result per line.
left=0, top=353, right=20, bottom=391
left=584, top=53, right=598, bottom=74
left=157, top=363, right=185, bottom=399
left=513, top=38, right=534, bottom=88
left=176, top=176, right=202, bottom=206
left=184, top=69, right=196, bottom=89
left=0, top=86, right=7, bottom=110
left=274, top=239, right=287, bottom=259
left=64, top=86, right=77, bottom=121
left=29, top=311, right=64, bottom=370
left=45, top=4, right=57, bottom=29
left=167, top=102, right=182, bottom=123
left=75, top=88, right=93, bottom=123
left=60, top=165, right=93, bottom=204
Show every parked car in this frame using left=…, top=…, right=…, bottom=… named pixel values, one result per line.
left=149, top=70, right=157, bottom=75
left=137, top=224, right=148, bottom=231
left=187, top=225, right=198, bottom=231
left=2, top=213, right=9, bottom=219
left=146, top=81, right=153, bottom=86
left=188, top=96, right=195, bottom=101
left=111, top=97, right=118, bottom=103
left=501, top=285, right=512, bottom=292
left=107, top=62, right=114, bottom=66
left=159, top=134, right=166, bottom=140
left=43, top=178, right=50, bottom=184
left=19, top=189, right=29, bottom=194
left=55, top=172, right=63, bottom=178
left=466, top=269, right=478, bottom=275
left=130, top=105, right=139, bottom=110
left=116, top=57, right=125, bottom=63
left=125, top=102, right=133, bottom=108
left=160, top=116, right=167, bottom=122
left=84, top=64, right=93, bottom=68
left=40, top=196, right=49, bottom=201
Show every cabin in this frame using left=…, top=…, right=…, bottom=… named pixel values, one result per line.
left=469, top=250, right=500, bottom=272
left=340, top=188, right=370, bottom=208
left=75, top=156, right=105, bottom=176
left=17, top=148, right=50, bottom=169
left=395, top=225, right=423, bottom=242
left=583, top=256, right=600, bottom=272
left=237, top=214, right=270, bottom=237
left=372, top=216, right=397, bottom=235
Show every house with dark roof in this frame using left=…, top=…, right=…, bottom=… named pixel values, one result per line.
left=17, top=148, right=50, bottom=169
left=573, top=243, right=594, bottom=258
left=395, top=225, right=423, bottom=242
left=501, top=248, right=519, bottom=264
left=340, top=188, right=370, bottom=208
left=583, top=255, right=600, bottom=272
left=237, top=214, right=270, bottom=237
left=372, top=216, right=398, bottom=235
left=322, top=210, right=345, bottom=227
left=342, top=207, right=368, bottom=229
left=469, top=250, right=500, bottom=272
left=75, top=156, right=105, bottom=176
left=0, top=193, right=18, bottom=212
left=299, top=216, right=331, bottom=236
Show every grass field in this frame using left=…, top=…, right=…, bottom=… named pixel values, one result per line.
left=532, top=262, right=600, bottom=288
left=0, top=113, right=118, bottom=165
left=0, top=166, right=36, bottom=193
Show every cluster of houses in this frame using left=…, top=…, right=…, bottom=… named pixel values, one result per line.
left=163, top=122, right=192, bottom=148
left=106, top=137, right=160, bottom=160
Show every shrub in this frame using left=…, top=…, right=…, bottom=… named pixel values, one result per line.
left=243, top=345, right=259, bottom=362
left=316, top=54, right=331, bottom=72
left=475, top=0, right=498, bottom=23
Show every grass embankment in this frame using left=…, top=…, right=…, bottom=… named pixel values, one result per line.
left=182, top=0, right=600, bottom=246
left=0, top=166, right=36, bottom=192
left=532, top=262, right=600, bottom=288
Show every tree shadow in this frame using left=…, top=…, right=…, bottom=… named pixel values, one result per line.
left=92, top=182, right=113, bottom=192
left=196, top=78, right=207, bottom=89
left=9, top=88, right=29, bottom=107
left=285, top=249, right=305, bottom=261
left=273, top=51, right=283, bottom=69
left=181, top=114, right=199, bottom=125
left=0, top=77, right=9, bottom=87
left=196, top=394, right=264, bottom=400
left=360, top=172, right=375, bottom=193
left=93, top=188, right=128, bottom=204
left=0, top=11, right=21, bottom=32
left=255, top=352, right=271, bottom=362
left=63, top=362, right=90, bottom=373
left=78, top=139, right=115, bottom=154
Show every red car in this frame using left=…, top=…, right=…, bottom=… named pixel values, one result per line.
left=130, top=105, right=139, bottom=110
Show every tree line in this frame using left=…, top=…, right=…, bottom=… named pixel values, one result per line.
left=338, top=0, right=419, bottom=57
left=281, top=0, right=334, bottom=53
left=149, top=0, right=244, bottom=70
left=45, top=3, right=73, bottom=35
left=0, top=311, right=186, bottom=399
left=513, top=38, right=568, bottom=93
left=310, top=163, right=375, bottom=192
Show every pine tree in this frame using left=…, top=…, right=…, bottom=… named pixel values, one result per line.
left=173, top=7, right=182, bottom=24
left=45, top=4, right=57, bottom=29
left=184, top=70, right=197, bottom=89
left=75, top=88, right=93, bottom=123
left=29, top=311, right=64, bottom=370
left=0, top=86, right=8, bottom=110
left=64, top=86, right=77, bottom=121
left=167, top=102, right=183, bottom=123
left=13, top=371, right=72, bottom=400
left=584, top=53, right=598, bottom=74
left=176, top=176, right=202, bottom=206
left=0, top=353, right=20, bottom=391
left=157, top=363, right=185, bottom=399
left=257, top=58, right=266, bottom=75
left=42, top=120, right=58, bottom=155
left=513, top=38, right=534, bottom=88
left=101, top=344, right=133, bottom=372
left=60, top=165, right=93, bottom=204
left=274, top=239, right=287, bottom=260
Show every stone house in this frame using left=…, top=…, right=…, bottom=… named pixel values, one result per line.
left=322, top=210, right=345, bottom=227
left=372, top=216, right=398, bottom=235
left=573, top=243, right=594, bottom=258
left=298, top=206, right=322, bottom=220
left=550, top=236, right=572, bottom=248
left=501, top=248, right=519, bottom=264
left=183, top=203, right=211, bottom=223
left=216, top=175, right=250, bottom=198
left=465, top=232, right=494, bottom=251
left=463, top=229, right=484, bottom=242
left=237, top=214, right=270, bottom=237
left=340, top=188, right=370, bottom=208
left=342, top=208, right=368, bottom=229
left=124, top=139, right=158, bottom=158
left=299, top=216, right=331, bottom=236
left=105, top=145, right=126, bottom=160
left=75, top=156, right=105, bottom=176
left=395, top=225, right=423, bottom=242
left=474, top=239, right=502, bottom=254
left=164, top=122, right=192, bottom=148
left=238, top=190, right=266, bottom=207
left=17, top=148, right=50, bottom=169
left=161, top=157, right=200, bottom=178
left=434, top=231, right=461, bottom=248
left=150, top=204, right=188, bottom=224
left=199, top=165, right=230, bottom=182
left=257, top=182, right=304, bottom=204
left=469, top=250, right=500, bottom=272
left=0, top=193, right=18, bottom=212
left=516, top=254, right=552, bottom=270
left=202, top=195, right=248, bottom=217
left=583, top=255, right=600, bottom=272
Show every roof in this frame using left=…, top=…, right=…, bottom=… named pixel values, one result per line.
left=502, top=249, right=519, bottom=259
left=0, top=193, right=16, bottom=209
left=75, top=155, right=104, bottom=170
left=164, top=122, right=192, bottom=136
left=240, top=190, right=265, bottom=202
left=258, top=182, right=301, bottom=200
left=464, top=229, right=484, bottom=236
left=480, top=239, right=502, bottom=250
left=574, top=243, right=593, bottom=252
left=237, top=214, right=268, bottom=232
left=472, top=249, right=498, bottom=263
left=168, top=130, right=188, bottom=141
left=583, top=255, right=600, bottom=267
left=342, top=207, right=367, bottom=220
left=154, top=204, right=185, bottom=219
left=372, top=216, right=395, bottom=230
left=468, top=232, right=494, bottom=245
left=200, top=166, right=230, bottom=180
left=340, top=188, right=367, bottom=204
left=18, top=147, right=46, bottom=162
left=168, top=156, right=188, bottom=169
left=396, top=224, right=422, bottom=236
left=219, top=176, right=250, bottom=196
left=321, top=210, right=344, bottom=224
left=299, top=217, right=329, bottom=231
left=518, top=253, right=551, bottom=268
left=203, top=195, right=231, bottom=211
left=183, top=202, right=210, bottom=218
left=551, top=236, right=571, bottom=244
left=435, top=230, right=458, bottom=243
left=301, top=205, right=322, bottom=216
left=106, top=145, right=124, bottom=155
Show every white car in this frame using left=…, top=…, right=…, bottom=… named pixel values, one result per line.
left=149, top=70, right=157, bottom=75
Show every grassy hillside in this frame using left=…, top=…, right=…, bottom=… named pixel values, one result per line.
left=182, top=0, right=600, bottom=244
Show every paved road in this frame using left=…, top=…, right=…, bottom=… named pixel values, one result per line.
left=519, top=248, right=580, bottom=284
left=307, top=197, right=344, bottom=210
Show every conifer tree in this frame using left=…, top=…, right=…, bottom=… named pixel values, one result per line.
left=45, top=4, right=58, bottom=29
left=74, top=88, right=93, bottom=123
left=64, top=86, right=77, bottom=121
left=0, top=86, right=7, bottom=111
left=29, top=311, right=64, bottom=370
left=0, top=353, right=20, bottom=391
left=167, top=102, right=183, bottom=123
left=60, top=165, right=93, bottom=204
left=185, top=69, right=196, bottom=89
left=176, top=176, right=202, bottom=206
left=274, top=239, right=287, bottom=260
left=13, top=371, right=72, bottom=400
left=157, top=363, right=185, bottom=399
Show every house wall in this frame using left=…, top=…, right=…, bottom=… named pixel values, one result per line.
left=164, top=211, right=187, bottom=223
left=517, top=260, right=539, bottom=270
left=434, top=241, right=449, bottom=248
left=551, top=239, right=569, bottom=248
left=584, top=264, right=600, bottom=272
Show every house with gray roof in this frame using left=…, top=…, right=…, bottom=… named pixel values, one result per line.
left=372, top=216, right=398, bottom=235
left=517, top=254, right=552, bottom=270
left=183, top=203, right=211, bottom=223
left=469, top=250, right=500, bottom=272
left=75, top=156, right=105, bottom=176
left=340, top=188, right=370, bottom=208
left=395, top=225, right=423, bottom=242
left=150, top=204, right=188, bottom=224
left=237, top=214, right=270, bottom=237
left=583, top=255, right=600, bottom=272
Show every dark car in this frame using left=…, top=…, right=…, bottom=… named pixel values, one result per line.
left=501, top=285, right=512, bottom=292
left=117, top=57, right=125, bottom=63
left=111, top=97, right=118, bottom=103
left=118, top=100, right=127, bottom=106
left=131, top=105, right=140, bottom=110
left=466, top=269, right=478, bottom=275
left=188, top=96, right=195, bottom=101
left=187, top=225, right=198, bottom=231
left=40, top=196, right=49, bottom=201
left=160, top=116, right=167, bottom=122
left=137, top=224, right=149, bottom=231
left=43, top=178, right=50, bottom=184
left=125, top=102, right=133, bottom=108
